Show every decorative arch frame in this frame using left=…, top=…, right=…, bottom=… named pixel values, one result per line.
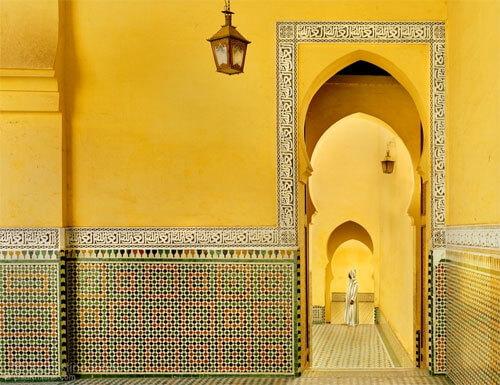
left=278, top=21, right=446, bottom=251
left=276, top=21, right=446, bottom=375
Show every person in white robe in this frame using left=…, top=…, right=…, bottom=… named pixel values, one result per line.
left=344, top=269, right=359, bottom=326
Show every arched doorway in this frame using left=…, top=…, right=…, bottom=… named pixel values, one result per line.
left=304, top=61, right=422, bottom=369
left=324, top=220, right=374, bottom=325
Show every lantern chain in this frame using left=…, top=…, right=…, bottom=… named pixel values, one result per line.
left=224, top=0, right=231, bottom=12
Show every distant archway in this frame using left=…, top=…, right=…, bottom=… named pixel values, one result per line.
left=327, top=220, right=374, bottom=256
left=324, top=221, right=374, bottom=322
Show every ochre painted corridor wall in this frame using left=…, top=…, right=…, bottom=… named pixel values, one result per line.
left=330, top=240, right=374, bottom=293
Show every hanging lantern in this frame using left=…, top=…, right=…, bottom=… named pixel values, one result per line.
left=207, top=1, right=250, bottom=75
left=381, top=149, right=395, bottom=174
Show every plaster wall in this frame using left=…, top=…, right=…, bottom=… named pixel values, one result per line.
left=0, top=113, right=63, bottom=226
left=447, top=0, right=500, bottom=226
left=443, top=1, right=500, bottom=382
left=0, top=0, right=58, bottom=69
left=60, top=0, right=443, bottom=227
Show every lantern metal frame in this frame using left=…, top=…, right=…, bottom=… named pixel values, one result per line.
left=207, top=3, right=251, bottom=75
left=381, top=149, right=395, bottom=174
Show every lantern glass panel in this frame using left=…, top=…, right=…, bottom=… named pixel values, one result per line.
left=214, top=41, right=228, bottom=67
left=381, top=160, right=395, bottom=174
left=232, top=43, right=244, bottom=67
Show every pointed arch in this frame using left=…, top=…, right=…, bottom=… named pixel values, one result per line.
left=326, top=220, right=374, bottom=260
left=324, top=220, right=374, bottom=323
left=308, top=112, right=416, bottom=219
left=298, top=49, right=427, bottom=151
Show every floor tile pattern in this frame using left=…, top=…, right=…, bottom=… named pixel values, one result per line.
left=446, top=251, right=500, bottom=385
left=311, top=325, right=393, bottom=369
left=67, top=261, right=295, bottom=375
left=0, top=262, right=61, bottom=378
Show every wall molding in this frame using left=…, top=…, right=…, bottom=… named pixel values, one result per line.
left=0, top=228, right=61, bottom=250
left=65, top=226, right=284, bottom=250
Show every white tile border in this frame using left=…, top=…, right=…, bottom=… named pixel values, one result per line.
left=446, top=224, right=500, bottom=250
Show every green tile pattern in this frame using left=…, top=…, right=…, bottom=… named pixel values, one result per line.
left=0, top=262, right=61, bottom=378
left=66, top=260, right=296, bottom=375
left=312, top=306, right=325, bottom=324
left=446, top=251, right=500, bottom=385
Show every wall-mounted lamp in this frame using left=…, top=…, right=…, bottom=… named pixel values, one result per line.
left=381, top=142, right=395, bottom=174
left=207, top=0, right=251, bottom=75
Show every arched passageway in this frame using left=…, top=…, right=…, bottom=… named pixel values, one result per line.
left=324, top=220, right=374, bottom=323
left=304, top=59, right=422, bottom=369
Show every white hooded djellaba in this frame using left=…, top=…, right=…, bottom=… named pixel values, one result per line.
left=344, top=269, right=359, bottom=326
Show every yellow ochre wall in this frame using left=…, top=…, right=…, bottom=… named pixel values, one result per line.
left=2, top=0, right=500, bottom=376
left=447, top=0, right=500, bottom=226
left=59, top=0, right=445, bottom=227
left=0, top=0, right=63, bottom=227
left=1, top=0, right=447, bottom=227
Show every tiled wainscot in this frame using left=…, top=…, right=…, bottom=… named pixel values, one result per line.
left=65, top=249, right=298, bottom=376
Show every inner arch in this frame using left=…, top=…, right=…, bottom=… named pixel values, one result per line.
left=327, top=220, right=374, bottom=259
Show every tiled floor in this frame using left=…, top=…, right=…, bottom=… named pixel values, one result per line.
left=12, top=370, right=451, bottom=384
left=312, top=324, right=393, bottom=369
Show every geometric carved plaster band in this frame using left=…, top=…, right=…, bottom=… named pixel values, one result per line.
left=0, top=228, right=61, bottom=250
left=446, top=248, right=500, bottom=272
left=446, top=224, right=500, bottom=250
left=66, top=227, right=284, bottom=250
